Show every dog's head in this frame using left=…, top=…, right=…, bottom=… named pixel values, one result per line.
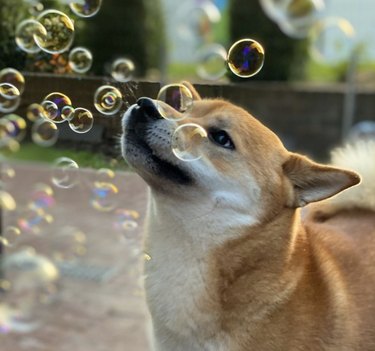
left=121, top=82, right=360, bottom=223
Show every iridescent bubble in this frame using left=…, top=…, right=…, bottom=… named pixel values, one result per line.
left=96, top=168, right=115, bottom=182
left=70, top=0, right=102, bottom=18
left=171, top=123, right=208, bottom=162
left=51, top=157, right=79, bottom=189
left=68, top=107, right=94, bottom=134
left=111, top=58, right=135, bottom=82
left=0, top=83, right=20, bottom=100
left=0, top=95, right=21, bottom=114
left=113, top=209, right=140, bottom=237
left=2, top=114, right=27, bottom=142
left=61, top=105, right=75, bottom=121
left=227, top=39, right=265, bottom=78
left=34, top=10, right=75, bottom=54
left=68, top=47, right=93, bottom=73
left=29, top=183, right=55, bottom=211
left=50, top=226, right=87, bottom=262
left=156, top=84, right=193, bottom=120
left=31, top=119, right=59, bottom=147
left=90, top=181, right=119, bottom=212
left=0, top=68, right=25, bottom=94
left=18, top=208, right=53, bottom=234
left=42, top=92, right=72, bottom=123
left=93, top=85, right=122, bottom=116
left=1, top=226, right=21, bottom=247
left=0, top=119, right=16, bottom=148
left=15, top=19, right=46, bottom=54
left=196, top=44, right=227, bottom=80
left=0, top=190, right=16, bottom=211
left=26, top=103, right=44, bottom=122
left=310, top=18, right=356, bottom=64
left=41, top=100, right=59, bottom=122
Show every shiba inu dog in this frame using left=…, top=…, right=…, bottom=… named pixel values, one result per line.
left=121, top=82, right=375, bottom=351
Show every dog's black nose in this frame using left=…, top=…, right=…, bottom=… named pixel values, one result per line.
left=137, top=97, right=162, bottom=120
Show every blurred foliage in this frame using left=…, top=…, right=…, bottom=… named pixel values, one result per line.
left=228, top=0, right=308, bottom=81
left=78, top=0, right=166, bottom=77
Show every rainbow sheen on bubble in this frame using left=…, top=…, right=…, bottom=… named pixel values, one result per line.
left=2, top=114, right=27, bottom=142
left=68, top=107, right=94, bottom=134
left=69, top=0, right=102, bottom=18
left=90, top=181, right=119, bottom=212
left=18, top=208, right=53, bottom=234
left=34, top=10, right=75, bottom=54
left=42, top=92, right=72, bottom=123
left=171, top=123, right=208, bottom=162
left=61, top=105, right=75, bottom=121
left=0, top=83, right=20, bottom=100
left=196, top=44, right=227, bottom=81
left=15, top=19, right=46, bottom=54
left=227, top=39, right=265, bottom=78
left=51, top=157, right=79, bottom=189
left=94, top=85, right=122, bottom=116
left=111, top=58, right=135, bottom=82
left=0, top=68, right=25, bottom=94
left=156, top=84, right=193, bottom=120
left=68, top=47, right=93, bottom=73
left=31, top=119, right=59, bottom=147
left=27, top=103, right=44, bottom=122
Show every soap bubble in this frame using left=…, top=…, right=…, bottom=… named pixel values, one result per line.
left=42, top=92, right=72, bottom=123
left=68, top=47, right=93, bottom=73
left=26, top=103, right=44, bottom=122
left=227, top=39, right=265, bottom=78
left=196, top=44, right=227, bottom=80
left=0, top=68, right=25, bottom=94
left=0, top=95, right=21, bottom=114
left=68, top=107, right=94, bottom=134
left=2, top=114, right=27, bottom=142
left=18, top=208, right=53, bottom=234
left=34, top=10, right=74, bottom=54
left=156, top=84, right=193, bottom=120
left=0, top=163, right=16, bottom=181
left=260, top=0, right=290, bottom=22
left=111, top=58, right=135, bottom=82
left=96, top=168, right=115, bottom=182
left=29, top=183, right=55, bottom=211
left=0, top=83, right=20, bottom=100
left=113, top=209, right=140, bottom=236
left=0, top=190, right=16, bottom=211
left=1, top=226, right=21, bottom=247
left=0, top=303, right=39, bottom=334
left=94, top=85, right=123, bottom=115
left=171, top=123, right=208, bottom=162
left=70, top=0, right=102, bottom=18
left=15, top=19, right=46, bottom=54
left=310, top=18, right=356, bottom=64
left=90, top=182, right=119, bottom=212
left=31, top=119, right=59, bottom=147
left=51, top=157, right=79, bottom=189
left=61, top=105, right=75, bottom=121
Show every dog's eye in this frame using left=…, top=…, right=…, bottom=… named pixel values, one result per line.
left=208, top=130, right=235, bottom=150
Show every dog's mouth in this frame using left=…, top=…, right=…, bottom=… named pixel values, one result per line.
left=122, top=101, right=193, bottom=186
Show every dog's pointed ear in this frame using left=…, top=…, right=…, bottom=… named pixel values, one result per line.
left=283, top=153, right=360, bottom=208
left=181, top=81, right=202, bottom=101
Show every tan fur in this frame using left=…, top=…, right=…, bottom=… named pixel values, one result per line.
left=122, top=83, right=375, bottom=351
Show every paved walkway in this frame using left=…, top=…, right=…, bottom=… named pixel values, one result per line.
left=1, top=162, right=151, bottom=351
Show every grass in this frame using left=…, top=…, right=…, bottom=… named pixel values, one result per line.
left=4, top=143, right=129, bottom=170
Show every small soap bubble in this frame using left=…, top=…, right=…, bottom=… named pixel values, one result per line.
left=260, top=0, right=290, bottom=22
left=31, top=119, right=59, bottom=147
left=0, top=83, right=20, bottom=100
left=70, top=0, right=102, bottom=18
left=29, top=183, right=55, bottom=211
left=0, top=163, right=16, bottom=181
left=90, top=182, right=119, bottom=212
left=42, top=92, right=72, bottom=123
left=0, top=95, right=21, bottom=114
left=156, top=84, right=193, bottom=120
left=96, top=168, right=115, bottom=182
left=18, top=208, right=53, bottom=234
left=61, top=105, right=75, bottom=121
left=0, top=68, right=25, bottom=95
left=94, top=85, right=122, bottom=115
left=34, top=10, right=75, bottom=54
left=196, top=44, right=227, bottom=81
left=29, top=1, right=44, bottom=15
left=111, top=58, right=135, bottom=82
left=0, top=190, right=16, bottom=211
left=2, top=226, right=21, bottom=247
left=2, top=114, right=27, bottom=142
left=51, top=157, right=79, bottom=189
left=27, top=103, right=44, bottom=122
left=227, top=39, right=265, bottom=78
left=68, top=47, right=93, bottom=73
left=15, top=19, right=46, bottom=54
left=68, top=107, right=94, bottom=134
left=310, top=18, right=356, bottom=64
left=114, top=209, right=140, bottom=238
left=171, top=123, right=208, bottom=162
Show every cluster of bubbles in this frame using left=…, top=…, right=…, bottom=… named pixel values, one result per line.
left=0, top=68, right=25, bottom=116
left=259, top=0, right=357, bottom=63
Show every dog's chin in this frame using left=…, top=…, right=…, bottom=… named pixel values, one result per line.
left=122, top=108, right=193, bottom=188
